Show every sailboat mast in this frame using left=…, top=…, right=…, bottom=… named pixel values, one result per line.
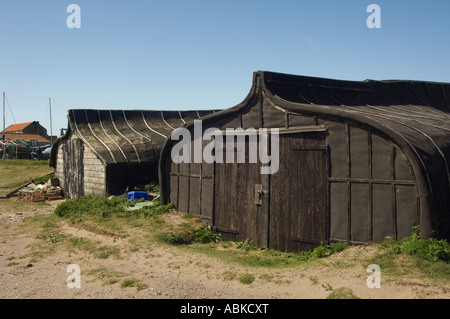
left=2, top=92, right=5, bottom=159
left=49, top=97, right=53, bottom=145
left=2, top=92, right=5, bottom=137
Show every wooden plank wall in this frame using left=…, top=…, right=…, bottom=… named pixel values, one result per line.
left=54, top=134, right=85, bottom=198
left=83, top=146, right=106, bottom=197
left=166, top=98, right=420, bottom=249
left=323, top=119, right=418, bottom=243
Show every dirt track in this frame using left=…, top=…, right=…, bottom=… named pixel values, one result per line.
left=0, top=200, right=449, bottom=300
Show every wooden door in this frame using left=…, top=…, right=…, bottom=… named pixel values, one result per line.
left=269, top=132, right=329, bottom=252
left=213, top=137, right=269, bottom=248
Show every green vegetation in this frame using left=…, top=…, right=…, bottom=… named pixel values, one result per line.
left=234, top=239, right=259, bottom=251
left=54, top=196, right=129, bottom=218
left=326, top=287, right=360, bottom=299
left=0, top=198, right=51, bottom=213
left=96, top=246, right=121, bottom=259
left=86, top=267, right=127, bottom=286
left=120, top=278, right=136, bottom=288
left=8, top=194, right=450, bottom=290
left=120, top=278, right=148, bottom=291
left=0, top=159, right=53, bottom=194
left=380, top=226, right=450, bottom=263
left=143, top=201, right=174, bottom=218
left=133, top=182, right=160, bottom=194
left=238, top=273, right=255, bottom=285
left=32, top=173, right=54, bottom=185
left=37, top=233, right=70, bottom=243
left=0, top=159, right=54, bottom=212
left=182, top=240, right=349, bottom=269
left=192, top=225, right=224, bottom=244
left=156, top=223, right=222, bottom=246
left=369, top=226, right=450, bottom=285
left=48, top=195, right=352, bottom=269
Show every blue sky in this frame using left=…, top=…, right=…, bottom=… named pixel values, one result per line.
left=1, top=0, right=449, bottom=135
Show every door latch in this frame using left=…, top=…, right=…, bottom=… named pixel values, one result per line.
left=255, top=184, right=267, bottom=205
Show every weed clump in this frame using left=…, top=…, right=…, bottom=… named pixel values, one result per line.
left=133, top=182, right=159, bottom=194
left=326, top=287, right=360, bottom=299
left=54, top=196, right=129, bottom=218
left=234, top=239, right=259, bottom=251
left=143, top=201, right=173, bottom=218
left=37, top=233, right=70, bottom=243
left=157, top=231, right=194, bottom=245
left=382, top=226, right=450, bottom=263
left=54, top=196, right=174, bottom=220
left=192, top=226, right=224, bottom=244
left=238, top=273, right=255, bottom=285
left=157, top=225, right=224, bottom=246
left=293, top=241, right=349, bottom=262
left=214, top=240, right=350, bottom=268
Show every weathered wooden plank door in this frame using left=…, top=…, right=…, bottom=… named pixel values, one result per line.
left=269, top=132, right=329, bottom=252
left=213, top=131, right=328, bottom=252
left=213, top=137, right=269, bottom=248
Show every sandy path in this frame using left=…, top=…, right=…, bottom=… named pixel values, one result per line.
left=0, top=201, right=449, bottom=300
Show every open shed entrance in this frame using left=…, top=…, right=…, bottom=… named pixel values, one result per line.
left=106, top=162, right=159, bottom=196
left=213, top=130, right=329, bottom=252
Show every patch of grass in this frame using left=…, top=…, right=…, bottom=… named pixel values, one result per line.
left=183, top=240, right=350, bottom=269
left=368, top=227, right=450, bottom=285
left=68, top=236, right=91, bottom=247
left=192, top=226, right=224, bottom=244
left=238, top=273, right=255, bottom=285
left=54, top=196, right=129, bottom=218
left=370, top=247, right=450, bottom=285
left=6, top=262, right=20, bottom=267
left=382, top=226, right=450, bottom=263
left=42, top=222, right=58, bottom=229
left=95, top=246, right=120, bottom=259
left=32, top=225, right=100, bottom=259
left=322, top=283, right=334, bottom=291
left=0, top=159, right=53, bottom=194
left=103, top=278, right=120, bottom=286
left=133, top=182, right=159, bottom=194
left=86, top=266, right=127, bottom=282
left=142, top=201, right=174, bottom=218
left=157, top=224, right=224, bottom=246
left=69, top=219, right=125, bottom=238
left=20, top=215, right=64, bottom=259
left=309, top=276, right=319, bottom=285
left=326, top=287, right=360, bottom=299
left=121, top=279, right=136, bottom=288
left=120, top=278, right=148, bottom=291
left=23, top=213, right=60, bottom=228
left=234, top=239, right=259, bottom=251
left=32, top=173, right=54, bottom=185
left=53, top=196, right=167, bottom=239
left=152, top=212, right=205, bottom=246
left=0, top=198, right=51, bottom=213
left=259, top=273, right=274, bottom=282
left=296, top=241, right=349, bottom=262
left=135, top=282, right=148, bottom=291
left=37, top=233, right=70, bottom=243
left=28, top=244, right=56, bottom=263
left=157, top=230, right=194, bottom=245
left=222, top=271, right=237, bottom=281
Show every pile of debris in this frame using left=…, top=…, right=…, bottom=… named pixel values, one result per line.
left=15, top=178, right=64, bottom=202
